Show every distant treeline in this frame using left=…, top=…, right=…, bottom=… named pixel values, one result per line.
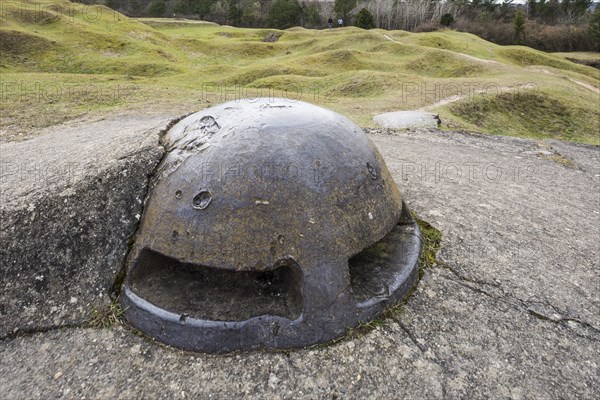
left=86, top=0, right=599, bottom=51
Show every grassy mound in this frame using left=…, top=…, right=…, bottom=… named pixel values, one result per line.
left=399, top=31, right=499, bottom=59
left=5, top=8, right=59, bottom=25
left=450, top=92, right=599, bottom=143
left=1, top=0, right=598, bottom=144
left=406, top=50, right=488, bottom=77
left=324, top=71, right=394, bottom=97
left=0, top=0, right=176, bottom=75
left=498, top=48, right=598, bottom=78
left=302, top=49, right=374, bottom=71
left=0, top=29, right=56, bottom=57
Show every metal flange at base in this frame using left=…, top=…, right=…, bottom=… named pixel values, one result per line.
left=120, top=209, right=421, bottom=354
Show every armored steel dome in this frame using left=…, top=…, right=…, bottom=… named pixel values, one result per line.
left=121, top=98, right=421, bottom=352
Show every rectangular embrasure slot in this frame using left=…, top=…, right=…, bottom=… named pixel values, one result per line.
left=130, top=249, right=303, bottom=321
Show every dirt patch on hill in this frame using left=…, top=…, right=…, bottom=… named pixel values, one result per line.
left=566, top=57, right=600, bottom=70
left=263, top=31, right=282, bottom=43
left=0, top=29, right=55, bottom=56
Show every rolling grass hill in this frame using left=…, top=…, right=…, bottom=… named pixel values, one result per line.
left=1, top=0, right=599, bottom=144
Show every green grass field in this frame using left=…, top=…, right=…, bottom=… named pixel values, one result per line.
left=1, top=0, right=599, bottom=144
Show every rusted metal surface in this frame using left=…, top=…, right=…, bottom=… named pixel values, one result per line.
left=121, top=99, right=421, bottom=352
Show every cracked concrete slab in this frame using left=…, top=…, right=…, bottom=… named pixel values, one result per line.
left=0, top=116, right=171, bottom=338
left=1, top=122, right=599, bottom=399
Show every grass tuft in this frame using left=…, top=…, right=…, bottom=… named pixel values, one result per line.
left=87, top=301, right=125, bottom=329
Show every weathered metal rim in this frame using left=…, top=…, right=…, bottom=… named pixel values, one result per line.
left=120, top=214, right=422, bottom=354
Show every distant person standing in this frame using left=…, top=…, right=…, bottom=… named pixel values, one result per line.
left=328, top=17, right=333, bottom=29
left=338, top=18, right=343, bottom=27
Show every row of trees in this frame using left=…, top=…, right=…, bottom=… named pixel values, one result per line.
left=99, top=0, right=600, bottom=51
left=104, top=0, right=323, bottom=28
left=527, top=0, right=591, bottom=24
